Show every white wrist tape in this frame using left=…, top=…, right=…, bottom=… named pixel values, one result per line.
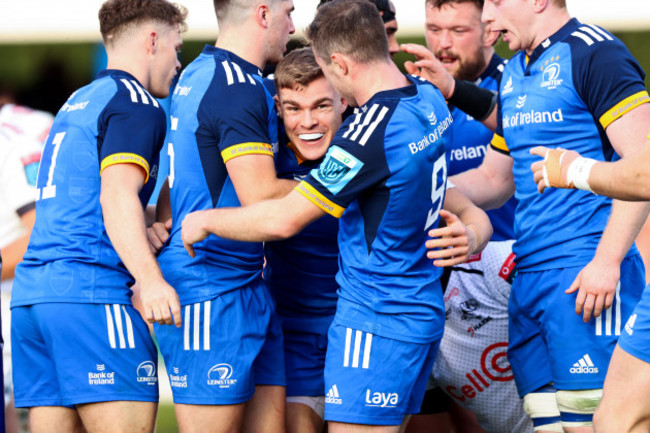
left=566, top=157, right=597, bottom=193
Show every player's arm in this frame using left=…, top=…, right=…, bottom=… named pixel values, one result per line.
left=0, top=208, right=35, bottom=280
left=564, top=104, right=650, bottom=322
left=226, top=153, right=298, bottom=206
left=401, top=43, right=497, bottom=131
left=531, top=105, right=650, bottom=199
left=100, top=163, right=181, bottom=327
left=181, top=189, right=325, bottom=257
left=450, top=146, right=515, bottom=210
left=146, top=177, right=172, bottom=254
left=426, top=187, right=493, bottom=267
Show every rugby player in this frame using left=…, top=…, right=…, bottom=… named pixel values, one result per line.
left=153, top=0, right=296, bottom=432
left=265, top=46, right=346, bottom=433
left=181, top=1, right=492, bottom=431
left=10, top=0, right=186, bottom=431
left=413, top=0, right=650, bottom=431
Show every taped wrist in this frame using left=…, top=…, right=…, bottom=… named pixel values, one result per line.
left=566, top=157, right=597, bottom=193
left=448, top=79, right=497, bottom=121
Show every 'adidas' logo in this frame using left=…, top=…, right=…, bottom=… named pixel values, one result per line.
left=325, top=385, right=343, bottom=405
left=569, top=354, right=599, bottom=374
left=502, top=77, right=514, bottom=95
left=625, top=314, right=637, bottom=335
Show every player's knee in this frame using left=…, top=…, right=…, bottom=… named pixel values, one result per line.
left=555, top=389, right=602, bottom=429
left=523, top=385, right=563, bottom=432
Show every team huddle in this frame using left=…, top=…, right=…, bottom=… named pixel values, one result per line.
left=6, top=0, right=650, bottom=432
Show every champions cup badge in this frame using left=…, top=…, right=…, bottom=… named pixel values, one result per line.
left=318, top=148, right=356, bottom=184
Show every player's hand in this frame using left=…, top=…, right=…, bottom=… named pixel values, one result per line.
left=138, top=278, right=182, bottom=327
left=400, top=43, right=455, bottom=99
left=426, top=209, right=477, bottom=267
left=530, top=146, right=580, bottom=193
left=181, top=210, right=211, bottom=258
left=566, top=258, right=620, bottom=323
left=147, top=218, right=172, bottom=254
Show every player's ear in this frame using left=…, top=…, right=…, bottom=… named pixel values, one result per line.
left=340, top=97, right=348, bottom=112
left=532, top=0, right=549, bottom=13
left=274, top=95, right=282, bottom=117
left=330, top=53, right=349, bottom=75
left=146, top=31, right=158, bottom=55
left=257, top=4, right=270, bottom=29
left=482, top=23, right=500, bottom=47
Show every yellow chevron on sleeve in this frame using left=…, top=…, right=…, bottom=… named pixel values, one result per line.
left=221, top=142, right=273, bottom=163
left=600, top=91, right=649, bottom=129
left=295, top=181, right=345, bottom=218
left=100, top=153, right=150, bottom=183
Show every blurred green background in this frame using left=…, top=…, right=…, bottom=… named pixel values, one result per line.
left=1, top=30, right=649, bottom=115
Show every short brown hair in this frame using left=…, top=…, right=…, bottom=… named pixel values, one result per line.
left=99, top=0, right=187, bottom=43
left=306, top=0, right=389, bottom=64
left=274, top=47, right=324, bottom=90
left=426, top=0, right=565, bottom=10
left=426, top=0, right=483, bottom=10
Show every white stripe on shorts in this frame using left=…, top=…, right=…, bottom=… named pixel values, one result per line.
left=106, top=304, right=117, bottom=349
left=121, top=305, right=136, bottom=349
left=203, top=300, right=211, bottom=351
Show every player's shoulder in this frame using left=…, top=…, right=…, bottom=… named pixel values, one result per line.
left=561, top=20, right=630, bottom=63
left=93, top=72, right=166, bottom=125
left=202, top=47, right=268, bottom=96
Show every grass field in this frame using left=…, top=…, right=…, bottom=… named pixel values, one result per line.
left=155, top=403, right=179, bottom=433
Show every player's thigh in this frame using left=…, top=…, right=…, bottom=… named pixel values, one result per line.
left=29, top=406, right=84, bottom=433
left=174, top=402, right=246, bottom=433
left=329, top=421, right=402, bottom=433
left=596, top=346, right=650, bottom=429
left=12, top=303, right=158, bottom=408
left=154, top=284, right=277, bottom=406
left=286, top=398, right=325, bottom=433
left=243, top=385, right=286, bottom=433
left=76, top=400, right=157, bottom=433
left=324, top=324, right=438, bottom=427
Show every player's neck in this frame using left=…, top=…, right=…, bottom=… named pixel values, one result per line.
left=106, top=56, right=149, bottom=90
left=352, top=61, right=410, bottom=107
left=215, top=30, right=267, bottom=71
left=474, top=49, right=496, bottom=81
left=526, top=9, right=571, bottom=55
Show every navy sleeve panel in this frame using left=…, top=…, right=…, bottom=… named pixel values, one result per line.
left=568, top=26, right=647, bottom=125
left=301, top=104, right=395, bottom=213
left=98, top=87, right=166, bottom=181
left=198, top=69, right=272, bottom=153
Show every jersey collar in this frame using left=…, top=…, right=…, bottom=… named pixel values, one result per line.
left=364, top=75, right=418, bottom=107
left=525, top=17, right=581, bottom=74
left=203, top=45, right=263, bottom=77
left=476, top=53, right=504, bottom=85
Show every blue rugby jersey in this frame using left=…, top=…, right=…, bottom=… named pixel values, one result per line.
left=12, top=70, right=164, bottom=306
left=298, top=76, right=451, bottom=343
left=264, top=138, right=340, bottom=334
left=158, top=46, right=279, bottom=305
left=446, top=54, right=516, bottom=241
left=490, top=18, right=648, bottom=271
